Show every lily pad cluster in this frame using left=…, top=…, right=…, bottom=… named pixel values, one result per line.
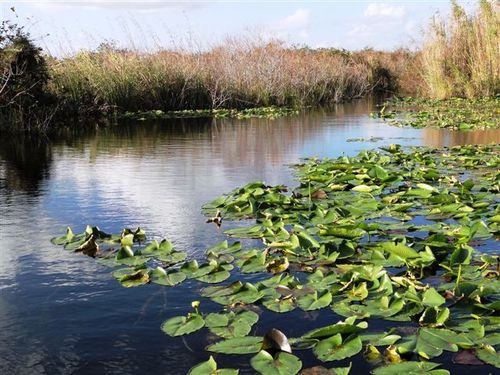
left=120, top=106, right=299, bottom=121
left=52, top=144, right=500, bottom=374
left=373, top=97, right=500, bottom=130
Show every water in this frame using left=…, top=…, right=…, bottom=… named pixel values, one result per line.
left=1, top=100, right=498, bottom=374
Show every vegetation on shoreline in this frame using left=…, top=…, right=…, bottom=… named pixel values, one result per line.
left=421, top=0, right=499, bottom=98
left=375, top=97, right=500, bottom=130
left=49, top=43, right=409, bottom=114
left=52, top=143, right=500, bottom=374
left=0, top=0, right=498, bottom=132
left=120, top=106, right=300, bottom=121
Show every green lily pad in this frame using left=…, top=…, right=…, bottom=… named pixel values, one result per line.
left=205, top=310, right=259, bottom=338
left=161, top=313, right=205, bottom=337
left=207, top=336, right=263, bottom=354
left=313, top=333, right=362, bottom=362
left=297, top=290, right=332, bottom=311
left=250, top=350, right=302, bottom=375
left=372, top=361, right=450, bottom=375
left=150, top=267, right=186, bottom=286
left=112, top=267, right=149, bottom=287
left=188, top=356, right=239, bottom=375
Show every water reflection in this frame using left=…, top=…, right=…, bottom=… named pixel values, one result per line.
left=0, top=135, right=52, bottom=195
left=423, top=127, right=500, bottom=147
left=0, top=101, right=498, bottom=374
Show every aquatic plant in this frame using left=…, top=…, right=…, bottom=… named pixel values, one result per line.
left=52, top=143, right=499, bottom=374
left=374, top=97, right=500, bottom=130
left=120, top=106, right=300, bottom=121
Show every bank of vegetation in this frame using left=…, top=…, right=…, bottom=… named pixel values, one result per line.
left=0, top=0, right=498, bottom=132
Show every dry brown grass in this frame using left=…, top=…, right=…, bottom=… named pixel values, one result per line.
left=49, top=39, right=416, bottom=113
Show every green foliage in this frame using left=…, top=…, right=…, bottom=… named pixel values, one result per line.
left=376, top=97, right=499, bottom=130
left=421, top=0, right=499, bottom=98
left=0, top=18, right=54, bottom=131
left=51, top=144, right=500, bottom=373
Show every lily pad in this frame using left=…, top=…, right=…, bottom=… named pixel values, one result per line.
left=250, top=350, right=302, bottom=375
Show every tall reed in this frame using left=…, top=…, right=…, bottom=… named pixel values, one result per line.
left=49, top=40, right=413, bottom=113
left=420, top=0, right=499, bottom=98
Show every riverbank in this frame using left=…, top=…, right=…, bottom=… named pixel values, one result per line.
left=0, top=0, right=497, bottom=132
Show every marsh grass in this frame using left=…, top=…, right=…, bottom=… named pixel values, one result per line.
left=49, top=40, right=416, bottom=114
left=421, top=0, right=499, bottom=98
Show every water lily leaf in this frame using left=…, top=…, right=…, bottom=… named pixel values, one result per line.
left=112, top=267, right=149, bottom=287
left=207, top=336, right=263, bottom=354
left=51, top=226, right=75, bottom=245
left=398, top=328, right=472, bottom=359
left=330, top=363, right=352, bottom=375
left=302, top=317, right=367, bottom=340
left=449, top=246, right=473, bottom=267
left=476, top=345, right=500, bottom=368
left=352, top=185, right=376, bottom=193
left=422, top=288, right=445, bottom=307
left=313, top=333, right=362, bottom=362
left=263, top=295, right=296, bottom=313
left=196, top=267, right=231, bottom=284
left=156, top=250, right=187, bottom=265
left=375, top=241, right=419, bottom=260
left=120, top=233, right=135, bottom=247
left=250, top=350, right=302, bottom=375
left=150, top=267, right=186, bottom=286
left=209, top=282, right=265, bottom=305
left=75, top=234, right=99, bottom=257
left=419, top=307, right=449, bottom=327
left=206, top=241, right=242, bottom=255
left=266, top=257, right=290, bottom=274
left=141, top=239, right=174, bottom=256
left=161, top=313, right=204, bottom=337
left=239, top=251, right=267, bottom=273
left=205, top=310, right=259, bottom=338
left=225, top=224, right=269, bottom=238
left=359, top=331, right=401, bottom=346
left=297, top=290, right=332, bottom=311
left=372, top=361, right=449, bottom=375
left=369, top=165, right=389, bottom=180
left=188, top=356, right=239, bottom=375
left=319, top=226, right=366, bottom=239
left=344, top=282, right=369, bottom=301
left=201, top=281, right=243, bottom=299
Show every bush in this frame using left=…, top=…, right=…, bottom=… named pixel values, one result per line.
left=0, top=19, right=54, bottom=131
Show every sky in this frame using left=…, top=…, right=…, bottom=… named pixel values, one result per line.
left=0, top=1, right=477, bottom=56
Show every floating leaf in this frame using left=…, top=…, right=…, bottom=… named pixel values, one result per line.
left=250, top=350, right=302, bottom=375
left=150, top=267, right=186, bottom=286
left=112, top=267, right=149, bottom=287
left=161, top=313, right=204, bottom=337
left=476, top=345, right=500, bottom=368
left=372, top=361, right=449, bottom=375
left=297, top=290, right=332, bottom=311
left=205, top=310, right=259, bottom=339
left=313, top=333, right=362, bottom=362
left=188, top=356, right=239, bottom=375
left=207, top=336, right=263, bottom=354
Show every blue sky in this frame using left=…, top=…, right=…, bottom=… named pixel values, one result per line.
left=1, top=1, right=475, bottom=55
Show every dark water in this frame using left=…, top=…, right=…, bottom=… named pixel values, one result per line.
left=1, top=101, right=499, bottom=374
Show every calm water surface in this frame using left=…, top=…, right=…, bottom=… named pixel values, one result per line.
left=1, top=101, right=499, bottom=374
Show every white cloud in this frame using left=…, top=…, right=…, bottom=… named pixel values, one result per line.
left=278, top=8, right=310, bottom=30
left=23, top=0, right=201, bottom=10
left=364, top=3, right=406, bottom=18
left=268, top=8, right=311, bottom=42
